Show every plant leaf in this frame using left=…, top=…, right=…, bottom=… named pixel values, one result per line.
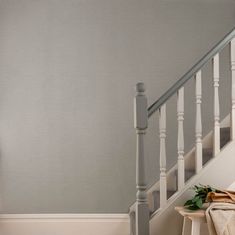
left=184, top=184, right=219, bottom=210
left=184, top=200, right=193, bottom=206
left=195, top=198, right=203, bottom=208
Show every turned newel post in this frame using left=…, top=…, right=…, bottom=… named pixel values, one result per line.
left=134, top=82, right=149, bottom=235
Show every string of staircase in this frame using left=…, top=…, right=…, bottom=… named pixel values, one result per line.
left=131, top=27, right=235, bottom=235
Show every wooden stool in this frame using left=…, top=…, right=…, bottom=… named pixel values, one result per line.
left=175, top=206, right=206, bottom=235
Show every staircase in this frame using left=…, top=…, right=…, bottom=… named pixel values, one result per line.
left=130, top=27, right=235, bottom=235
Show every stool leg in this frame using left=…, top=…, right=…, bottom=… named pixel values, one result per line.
left=191, top=218, right=201, bottom=235
left=182, top=217, right=191, bottom=235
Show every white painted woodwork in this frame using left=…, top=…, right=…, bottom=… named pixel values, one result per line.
left=213, top=54, right=220, bottom=156
left=182, top=217, right=191, bottom=235
left=191, top=218, right=201, bottom=235
left=177, top=87, right=185, bottom=190
left=0, top=214, right=129, bottom=235
left=231, top=39, right=235, bottom=140
left=134, top=82, right=149, bottom=235
left=159, top=104, right=167, bottom=207
left=195, top=71, right=202, bottom=173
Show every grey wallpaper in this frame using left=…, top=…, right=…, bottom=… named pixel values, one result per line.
left=0, top=0, right=234, bottom=213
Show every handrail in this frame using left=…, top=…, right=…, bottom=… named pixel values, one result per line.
left=148, top=27, right=235, bottom=118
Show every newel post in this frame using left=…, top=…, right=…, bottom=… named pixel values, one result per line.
left=134, top=82, right=149, bottom=235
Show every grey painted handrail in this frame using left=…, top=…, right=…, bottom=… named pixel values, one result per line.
left=148, top=27, right=235, bottom=118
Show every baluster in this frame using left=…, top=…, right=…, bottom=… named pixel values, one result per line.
left=159, top=104, right=167, bottom=207
left=231, top=39, right=235, bottom=140
left=177, top=87, right=185, bottom=190
left=195, top=71, right=202, bottom=173
left=134, top=82, right=149, bottom=235
left=213, top=54, right=220, bottom=156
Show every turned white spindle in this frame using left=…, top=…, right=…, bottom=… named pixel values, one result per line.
left=134, top=82, right=149, bottom=235
left=159, top=104, right=167, bottom=207
left=177, top=87, right=185, bottom=190
left=195, top=71, right=202, bottom=173
left=231, top=39, right=235, bottom=140
left=213, top=54, right=220, bottom=156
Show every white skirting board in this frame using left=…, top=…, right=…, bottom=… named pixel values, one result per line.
left=0, top=214, right=130, bottom=235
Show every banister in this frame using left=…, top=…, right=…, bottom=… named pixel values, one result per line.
left=148, top=27, right=235, bottom=118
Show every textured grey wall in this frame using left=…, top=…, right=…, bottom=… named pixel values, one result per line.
left=0, top=0, right=234, bottom=213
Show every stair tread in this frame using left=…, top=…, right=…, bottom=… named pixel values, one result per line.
left=203, top=148, right=213, bottom=164
left=175, top=168, right=195, bottom=181
left=220, top=127, right=230, bottom=148
left=220, top=127, right=230, bottom=132
left=152, top=189, right=176, bottom=195
left=152, top=189, right=176, bottom=212
left=152, top=190, right=176, bottom=199
left=185, top=169, right=195, bottom=181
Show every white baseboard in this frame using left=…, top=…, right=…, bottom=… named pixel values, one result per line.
left=0, top=214, right=130, bottom=235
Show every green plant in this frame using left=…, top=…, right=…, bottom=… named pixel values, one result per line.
left=184, top=185, right=219, bottom=210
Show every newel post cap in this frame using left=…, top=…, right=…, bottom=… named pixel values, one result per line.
left=136, top=82, right=145, bottom=93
